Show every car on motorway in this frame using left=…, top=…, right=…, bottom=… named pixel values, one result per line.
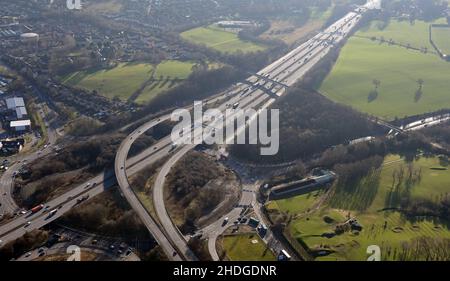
left=46, top=209, right=57, bottom=219
left=222, top=217, right=229, bottom=226
left=24, top=221, right=31, bottom=227
left=76, top=194, right=89, bottom=204
left=25, top=252, right=32, bottom=258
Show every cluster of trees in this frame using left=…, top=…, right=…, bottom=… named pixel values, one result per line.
left=27, top=134, right=123, bottom=182
left=421, top=121, right=450, bottom=149
left=381, top=0, right=448, bottom=21
left=58, top=189, right=151, bottom=241
left=0, top=230, right=49, bottom=261
left=384, top=163, right=423, bottom=208
left=394, top=237, right=450, bottom=261
left=66, top=117, right=103, bottom=137
left=15, top=134, right=124, bottom=207
left=264, top=162, right=307, bottom=188
left=166, top=152, right=224, bottom=233
left=334, top=156, right=384, bottom=186
left=230, top=87, right=378, bottom=164
left=402, top=196, right=450, bottom=219
left=328, top=155, right=384, bottom=211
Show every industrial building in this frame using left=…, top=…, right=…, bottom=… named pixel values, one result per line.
left=3, top=96, right=31, bottom=132
left=269, top=169, right=336, bottom=200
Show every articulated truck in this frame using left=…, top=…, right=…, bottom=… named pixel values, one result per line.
left=30, top=204, right=44, bottom=214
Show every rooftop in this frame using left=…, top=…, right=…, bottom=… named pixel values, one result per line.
left=10, top=119, right=31, bottom=127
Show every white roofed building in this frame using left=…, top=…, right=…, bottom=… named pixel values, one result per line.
left=10, top=119, right=31, bottom=132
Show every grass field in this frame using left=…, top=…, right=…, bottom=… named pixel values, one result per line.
left=86, top=0, right=123, bottom=13
left=221, top=234, right=275, bottom=261
left=267, top=189, right=325, bottom=215
left=181, top=25, right=266, bottom=53
left=135, top=60, right=195, bottom=104
left=357, top=19, right=447, bottom=50
left=62, top=62, right=153, bottom=100
left=319, top=19, right=450, bottom=120
left=431, top=26, right=450, bottom=55
left=62, top=60, right=197, bottom=104
left=286, top=154, right=450, bottom=261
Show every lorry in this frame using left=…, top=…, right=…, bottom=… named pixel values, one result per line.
left=30, top=204, right=44, bottom=214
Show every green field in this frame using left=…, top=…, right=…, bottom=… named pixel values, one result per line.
left=319, top=19, right=450, bottom=120
left=284, top=154, right=450, bottom=261
left=267, top=189, right=325, bottom=215
left=62, top=62, right=153, bottom=100
left=181, top=25, right=266, bottom=53
left=135, top=60, right=195, bottom=104
left=431, top=26, right=450, bottom=55
left=221, top=234, right=275, bottom=261
left=357, top=19, right=446, bottom=50
left=62, top=60, right=196, bottom=104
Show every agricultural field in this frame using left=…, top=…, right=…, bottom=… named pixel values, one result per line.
left=181, top=25, right=266, bottom=53
left=221, top=234, right=275, bottom=261
left=62, top=60, right=197, bottom=104
left=319, top=19, right=450, bottom=120
left=284, top=154, right=450, bottom=261
left=431, top=26, right=450, bottom=55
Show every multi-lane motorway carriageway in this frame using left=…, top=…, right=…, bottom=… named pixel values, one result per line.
left=0, top=4, right=374, bottom=260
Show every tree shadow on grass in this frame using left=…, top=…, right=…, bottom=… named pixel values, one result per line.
left=368, top=90, right=379, bottom=103
left=414, top=89, right=423, bottom=103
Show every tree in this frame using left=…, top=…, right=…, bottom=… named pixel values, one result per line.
left=372, top=79, right=381, bottom=90
left=417, top=78, right=424, bottom=90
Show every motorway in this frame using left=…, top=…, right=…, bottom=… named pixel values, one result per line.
left=113, top=5, right=370, bottom=261
left=1, top=1, right=382, bottom=259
